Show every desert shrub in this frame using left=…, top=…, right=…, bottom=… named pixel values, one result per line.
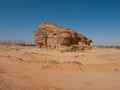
left=0, top=40, right=36, bottom=46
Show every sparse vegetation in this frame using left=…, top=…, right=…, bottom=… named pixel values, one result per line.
left=93, top=45, right=120, bottom=49
left=0, top=40, right=36, bottom=46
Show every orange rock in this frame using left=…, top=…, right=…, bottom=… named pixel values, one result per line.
left=34, top=22, right=92, bottom=51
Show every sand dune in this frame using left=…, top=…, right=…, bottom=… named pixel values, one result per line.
left=0, top=44, right=120, bottom=90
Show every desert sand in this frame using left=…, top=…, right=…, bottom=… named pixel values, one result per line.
left=0, top=44, right=120, bottom=90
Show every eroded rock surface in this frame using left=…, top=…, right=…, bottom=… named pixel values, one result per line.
left=34, top=22, right=92, bottom=51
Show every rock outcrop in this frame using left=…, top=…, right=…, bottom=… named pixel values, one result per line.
left=34, top=22, right=92, bottom=51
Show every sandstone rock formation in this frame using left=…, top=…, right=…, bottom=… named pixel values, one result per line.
left=34, top=22, right=92, bottom=51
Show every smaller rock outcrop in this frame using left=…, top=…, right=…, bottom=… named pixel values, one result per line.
left=34, top=22, right=92, bottom=51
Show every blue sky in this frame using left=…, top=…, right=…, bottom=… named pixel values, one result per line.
left=0, top=0, right=120, bottom=45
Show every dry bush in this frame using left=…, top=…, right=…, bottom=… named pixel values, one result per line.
left=0, top=40, right=36, bottom=46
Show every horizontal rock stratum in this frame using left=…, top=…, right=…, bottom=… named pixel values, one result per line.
left=34, top=22, right=92, bottom=51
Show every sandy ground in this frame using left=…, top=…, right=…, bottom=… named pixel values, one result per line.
left=0, top=44, right=120, bottom=90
